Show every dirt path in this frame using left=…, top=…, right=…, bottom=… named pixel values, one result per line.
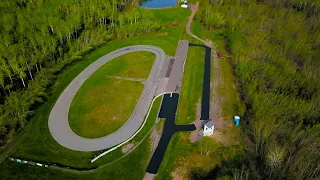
left=107, top=75, right=146, bottom=84
left=210, top=47, right=222, bottom=124
left=186, top=2, right=213, bottom=48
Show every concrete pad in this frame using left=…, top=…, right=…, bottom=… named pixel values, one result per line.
left=166, top=40, right=189, bottom=93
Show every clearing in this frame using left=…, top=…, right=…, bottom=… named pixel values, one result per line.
left=69, top=78, right=143, bottom=138
left=100, top=51, right=155, bottom=78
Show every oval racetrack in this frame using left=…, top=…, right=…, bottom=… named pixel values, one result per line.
left=48, top=45, right=166, bottom=151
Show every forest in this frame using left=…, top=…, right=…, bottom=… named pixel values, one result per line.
left=0, top=0, right=160, bottom=148
left=196, top=0, right=320, bottom=179
left=1, top=0, right=320, bottom=179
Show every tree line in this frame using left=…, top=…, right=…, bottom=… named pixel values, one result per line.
left=0, top=0, right=160, bottom=148
left=196, top=0, right=319, bottom=179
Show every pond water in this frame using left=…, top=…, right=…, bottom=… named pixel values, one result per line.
left=141, top=0, right=177, bottom=8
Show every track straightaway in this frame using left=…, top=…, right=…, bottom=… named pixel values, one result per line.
left=48, top=45, right=166, bottom=152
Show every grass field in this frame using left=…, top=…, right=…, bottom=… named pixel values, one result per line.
left=91, top=96, right=162, bottom=166
left=175, top=46, right=205, bottom=125
left=101, top=51, right=155, bottom=78
left=0, top=94, right=163, bottom=180
left=69, top=79, right=143, bottom=138
left=0, top=6, right=191, bottom=179
left=69, top=51, right=154, bottom=138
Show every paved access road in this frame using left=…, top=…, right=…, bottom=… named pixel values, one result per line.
left=48, top=45, right=166, bottom=151
left=146, top=93, right=196, bottom=174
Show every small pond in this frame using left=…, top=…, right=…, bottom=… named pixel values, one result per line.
left=141, top=0, right=177, bottom=8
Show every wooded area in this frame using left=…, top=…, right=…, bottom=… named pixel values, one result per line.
left=1, top=0, right=319, bottom=178
left=196, top=0, right=320, bottom=179
left=0, top=0, right=160, bottom=148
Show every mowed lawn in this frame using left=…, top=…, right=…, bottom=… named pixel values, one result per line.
left=69, top=51, right=154, bottom=138
left=69, top=79, right=143, bottom=138
left=103, top=51, right=155, bottom=78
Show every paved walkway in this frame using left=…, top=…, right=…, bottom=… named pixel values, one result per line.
left=48, top=45, right=166, bottom=151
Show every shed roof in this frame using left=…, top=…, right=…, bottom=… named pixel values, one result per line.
left=204, top=121, right=214, bottom=128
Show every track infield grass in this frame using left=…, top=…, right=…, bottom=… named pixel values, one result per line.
left=69, top=79, right=143, bottom=138
left=69, top=51, right=154, bottom=138
left=101, top=51, right=155, bottom=78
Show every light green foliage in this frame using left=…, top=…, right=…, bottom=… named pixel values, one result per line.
left=203, top=7, right=225, bottom=30
left=197, top=0, right=320, bottom=179
left=114, top=7, right=160, bottom=39
left=266, top=142, right=286, bottom=170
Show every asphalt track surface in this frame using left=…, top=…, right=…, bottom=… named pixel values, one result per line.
left=48, top=45, right=166, bottom=151
left=146, top=94, right=196, bottom=174
left=189, top=43, right=211, bottom=120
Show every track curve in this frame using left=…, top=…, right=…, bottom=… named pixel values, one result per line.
left=48, top=45, right=166, bottom=151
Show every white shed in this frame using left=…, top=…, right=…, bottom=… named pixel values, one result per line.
left=181, top=4, right=188, bottom=8
left=203, top=121, right=214, bottom=136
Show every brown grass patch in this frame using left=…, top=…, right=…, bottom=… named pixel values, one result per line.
left=171, top=20, right=180, bottom=26
left=156, top=32, right=169, bottom=37
left=171, top=168, right=184, bottom=180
